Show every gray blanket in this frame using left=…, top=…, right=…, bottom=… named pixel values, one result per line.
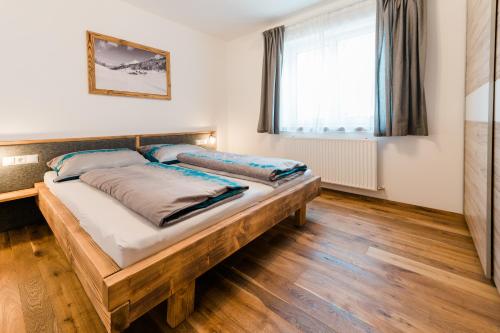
left=177, top=151, right=307, bottom=185
left=80, top=162, right=248, bottom=227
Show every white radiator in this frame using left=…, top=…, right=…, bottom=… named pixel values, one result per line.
left=282, top=137, right=378, bottom=191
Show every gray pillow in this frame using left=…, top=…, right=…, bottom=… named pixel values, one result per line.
left=47, top=148, right=148, bottom=182
left=139, top=144, right=205, bottom=163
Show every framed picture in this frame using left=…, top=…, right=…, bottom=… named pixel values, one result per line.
left=87, top=31, right=171, bottom=100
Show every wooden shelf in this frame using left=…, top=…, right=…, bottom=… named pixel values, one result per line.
left=0, top=188, right=38, bottom=203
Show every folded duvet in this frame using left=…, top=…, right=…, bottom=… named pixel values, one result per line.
left=177, top=151, right=307, bottom=186
left=80, top=163, right=248, bottom=227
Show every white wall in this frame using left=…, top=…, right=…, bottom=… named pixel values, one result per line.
left=222, top=0, right=466, bottom=213
left=0, top=0, right=226, bottom=140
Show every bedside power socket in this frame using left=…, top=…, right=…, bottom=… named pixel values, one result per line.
left=2, top=154, right=39, bottom=167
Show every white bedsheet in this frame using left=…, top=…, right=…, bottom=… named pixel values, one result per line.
left=44, top=170, right=311, bottom=268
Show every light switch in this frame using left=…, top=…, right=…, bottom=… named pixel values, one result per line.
left=2, top=154, right=38, bottom=166
left=2, top=156, right=15, bottom=166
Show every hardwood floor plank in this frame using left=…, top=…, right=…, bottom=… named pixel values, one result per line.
left=297, top=264, right=500, bottom=333
left=257, top=224, right=500, bottom=322
left=219, top=265, right=352, bottom=333
left=320, top=190, right=466, bottom=227
left=9, top=228, right=58, bottom=333
left=28, top=224, right=105, bottom=333
left=308, top=203, right=478, bottom=256
left=187, top=304, right=246, bottom=333
left=241, top=238, right=432, bottom=332
left=0, top=232, right=27, bottom=333
left=366, top=246, right=500, bottom=302
left=223, top=254, right=373, bottom=333
left=311, top=204, right=475, bottom=251
left=277, top=221, right=487, bottom=282
left=197, top=271, right=301, bottom=333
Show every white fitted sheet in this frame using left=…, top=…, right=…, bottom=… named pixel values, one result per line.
left=44, top=170, right=311, bottom=268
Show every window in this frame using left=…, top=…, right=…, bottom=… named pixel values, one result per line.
left=280, top=0, right=376, bottom=134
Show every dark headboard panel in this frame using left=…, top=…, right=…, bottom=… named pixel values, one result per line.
left=0, top=131, right=216, bottom=194
left=0, top=131, right=215, bottom=232
left=139, top=132, right=214, bottom=147
left=0, top=138, right=136, bottom=193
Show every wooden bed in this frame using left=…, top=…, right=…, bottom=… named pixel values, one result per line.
left=34, top=173, right=321, bottom=332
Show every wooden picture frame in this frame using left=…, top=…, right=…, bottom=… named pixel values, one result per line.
left=87, top=31, right=171, bottom=100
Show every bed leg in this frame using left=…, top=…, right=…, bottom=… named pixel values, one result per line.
left=294, top=204, right=307, bottom=227
left=108, top=302, right=130, bottom=333
left=167, top=280, right=195, bottom=328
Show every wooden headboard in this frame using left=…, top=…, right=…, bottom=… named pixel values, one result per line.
left=0, top=131, right=215, bottom=193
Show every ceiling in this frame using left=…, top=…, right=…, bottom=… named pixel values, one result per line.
left=120, top=0, right=332, bottom=40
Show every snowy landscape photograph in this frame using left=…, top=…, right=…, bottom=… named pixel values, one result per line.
left=87, top=32, right=171, bottom=99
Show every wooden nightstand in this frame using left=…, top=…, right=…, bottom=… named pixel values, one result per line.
left=0, top=188, right=38, bottom=203
left=0, top=188, right=40, bottom=232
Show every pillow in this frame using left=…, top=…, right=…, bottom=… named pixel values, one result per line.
left=47, top=148, right=148, bottom=182
left=139, top=144, right=205, bottom=163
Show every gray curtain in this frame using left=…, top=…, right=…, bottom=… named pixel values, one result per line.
left=375, top=0, right=428, bottom=137
left=258, top=26, right=285, bottom=134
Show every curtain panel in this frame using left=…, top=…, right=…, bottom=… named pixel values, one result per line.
left=375, top=0, right=428, bottom=136
left=258, top=26, right=285, bottom=134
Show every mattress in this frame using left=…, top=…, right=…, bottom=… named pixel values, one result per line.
left=44, top=170, right=312, bottom=268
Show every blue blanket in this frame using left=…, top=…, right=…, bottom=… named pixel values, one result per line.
left=80, top=163, right=248, bottom=226
left=177, top=151, right=307, bottom=184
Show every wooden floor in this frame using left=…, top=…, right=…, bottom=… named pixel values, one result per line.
left=2, top=190, right=500, bottom=333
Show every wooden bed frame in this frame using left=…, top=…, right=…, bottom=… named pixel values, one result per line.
left=34, top=175, right=321, bottom=332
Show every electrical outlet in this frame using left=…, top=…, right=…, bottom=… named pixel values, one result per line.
left=2, top=154, right=38, bottom=166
